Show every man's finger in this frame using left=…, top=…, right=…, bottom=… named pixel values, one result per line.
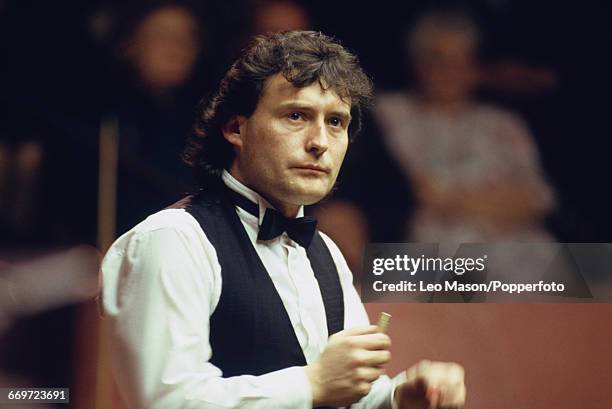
left=355, top=349, right=392, bottom=367
left=426, top=386, right=440, bottom=409
left=408, top=361, right=464, bottom=386
left=404, top=361, right=466, bottom=408
left=341, top=325, right=380, bottom=336
left=351, top=333, right=391, bottom=350
left=437, top=382, right=466, bottom=408
left=354, top=366, right=385, bottom=383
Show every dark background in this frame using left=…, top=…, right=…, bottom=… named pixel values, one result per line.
left=0, top=1, right=611, bottom=407
left=1, top=0, right=611, bottom=246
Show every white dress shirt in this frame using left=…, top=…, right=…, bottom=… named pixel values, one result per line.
left=101, top=171, right=405, bottom=409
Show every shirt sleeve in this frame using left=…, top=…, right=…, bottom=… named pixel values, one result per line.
left=319, top=233, right=405, bottom=409
left=101, top=210, right=313, bottom=409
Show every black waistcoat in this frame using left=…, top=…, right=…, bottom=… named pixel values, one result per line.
left=179, top=186, right=344, bottom=408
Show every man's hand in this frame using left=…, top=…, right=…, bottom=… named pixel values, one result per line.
left=305, top=325, right=391, bottom=407
left=394, top=360, right=466, bottom=409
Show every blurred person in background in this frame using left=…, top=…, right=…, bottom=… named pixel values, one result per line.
left=377, top=10, right=555, bottom=243
left=119, top=2, right=200, bottom=95
left=250, top=0, right=311, bottom=35
left=103, top=0, right=208, bottom=235
left=316, top=9, right=556, bottom=274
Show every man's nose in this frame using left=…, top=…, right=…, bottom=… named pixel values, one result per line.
left=305, top=121, right=329, bottom=156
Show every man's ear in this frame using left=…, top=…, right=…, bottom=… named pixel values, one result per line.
left=222, top=115, right=247, bottom=147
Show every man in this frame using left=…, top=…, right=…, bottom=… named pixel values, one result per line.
left=101, top=31, right=465, bottom=409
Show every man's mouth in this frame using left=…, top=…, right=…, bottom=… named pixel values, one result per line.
left=293, top=164, right=330, bottom=174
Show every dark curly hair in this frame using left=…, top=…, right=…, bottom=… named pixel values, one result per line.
left=183, top=30, right=373, bottom=184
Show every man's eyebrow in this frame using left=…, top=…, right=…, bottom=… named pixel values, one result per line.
left=277, top=102, right=352, bottom=121
left=329, top=110, right=352, bottom=122
left=277, top=102, right=316, bottom=111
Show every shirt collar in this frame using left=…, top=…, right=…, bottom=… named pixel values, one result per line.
left=221, top=170, right=304, bottom=225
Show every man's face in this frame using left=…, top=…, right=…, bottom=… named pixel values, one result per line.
left=225, top=74, right=351, bottom=215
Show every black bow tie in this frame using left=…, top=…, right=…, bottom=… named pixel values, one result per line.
left=258, top=208, right=317, bottom=248
left=224, top=186, right=318, bottom=248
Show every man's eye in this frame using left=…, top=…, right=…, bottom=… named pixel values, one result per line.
left=289, top=112, right=303, bottom=121
left=329, top=117, right=343, bottom=127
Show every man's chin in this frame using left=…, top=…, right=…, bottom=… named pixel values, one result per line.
left=286, top=187, right=330, bottom=206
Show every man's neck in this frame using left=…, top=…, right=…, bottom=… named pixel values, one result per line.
left=271, top=201, right=300, bottom=219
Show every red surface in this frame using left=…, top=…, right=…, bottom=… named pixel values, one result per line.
left=365, top=303, right=612, bottom=409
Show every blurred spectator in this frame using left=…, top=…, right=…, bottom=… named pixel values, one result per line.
left=379, top=10, right=555, bottom=243
left=317, top=9, right=556, bottom=273
left=116, top=1, right=201, bottom=94
left=251, top=0, right=311, bottom=35
left=104, top=0, right=207, bottom=234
